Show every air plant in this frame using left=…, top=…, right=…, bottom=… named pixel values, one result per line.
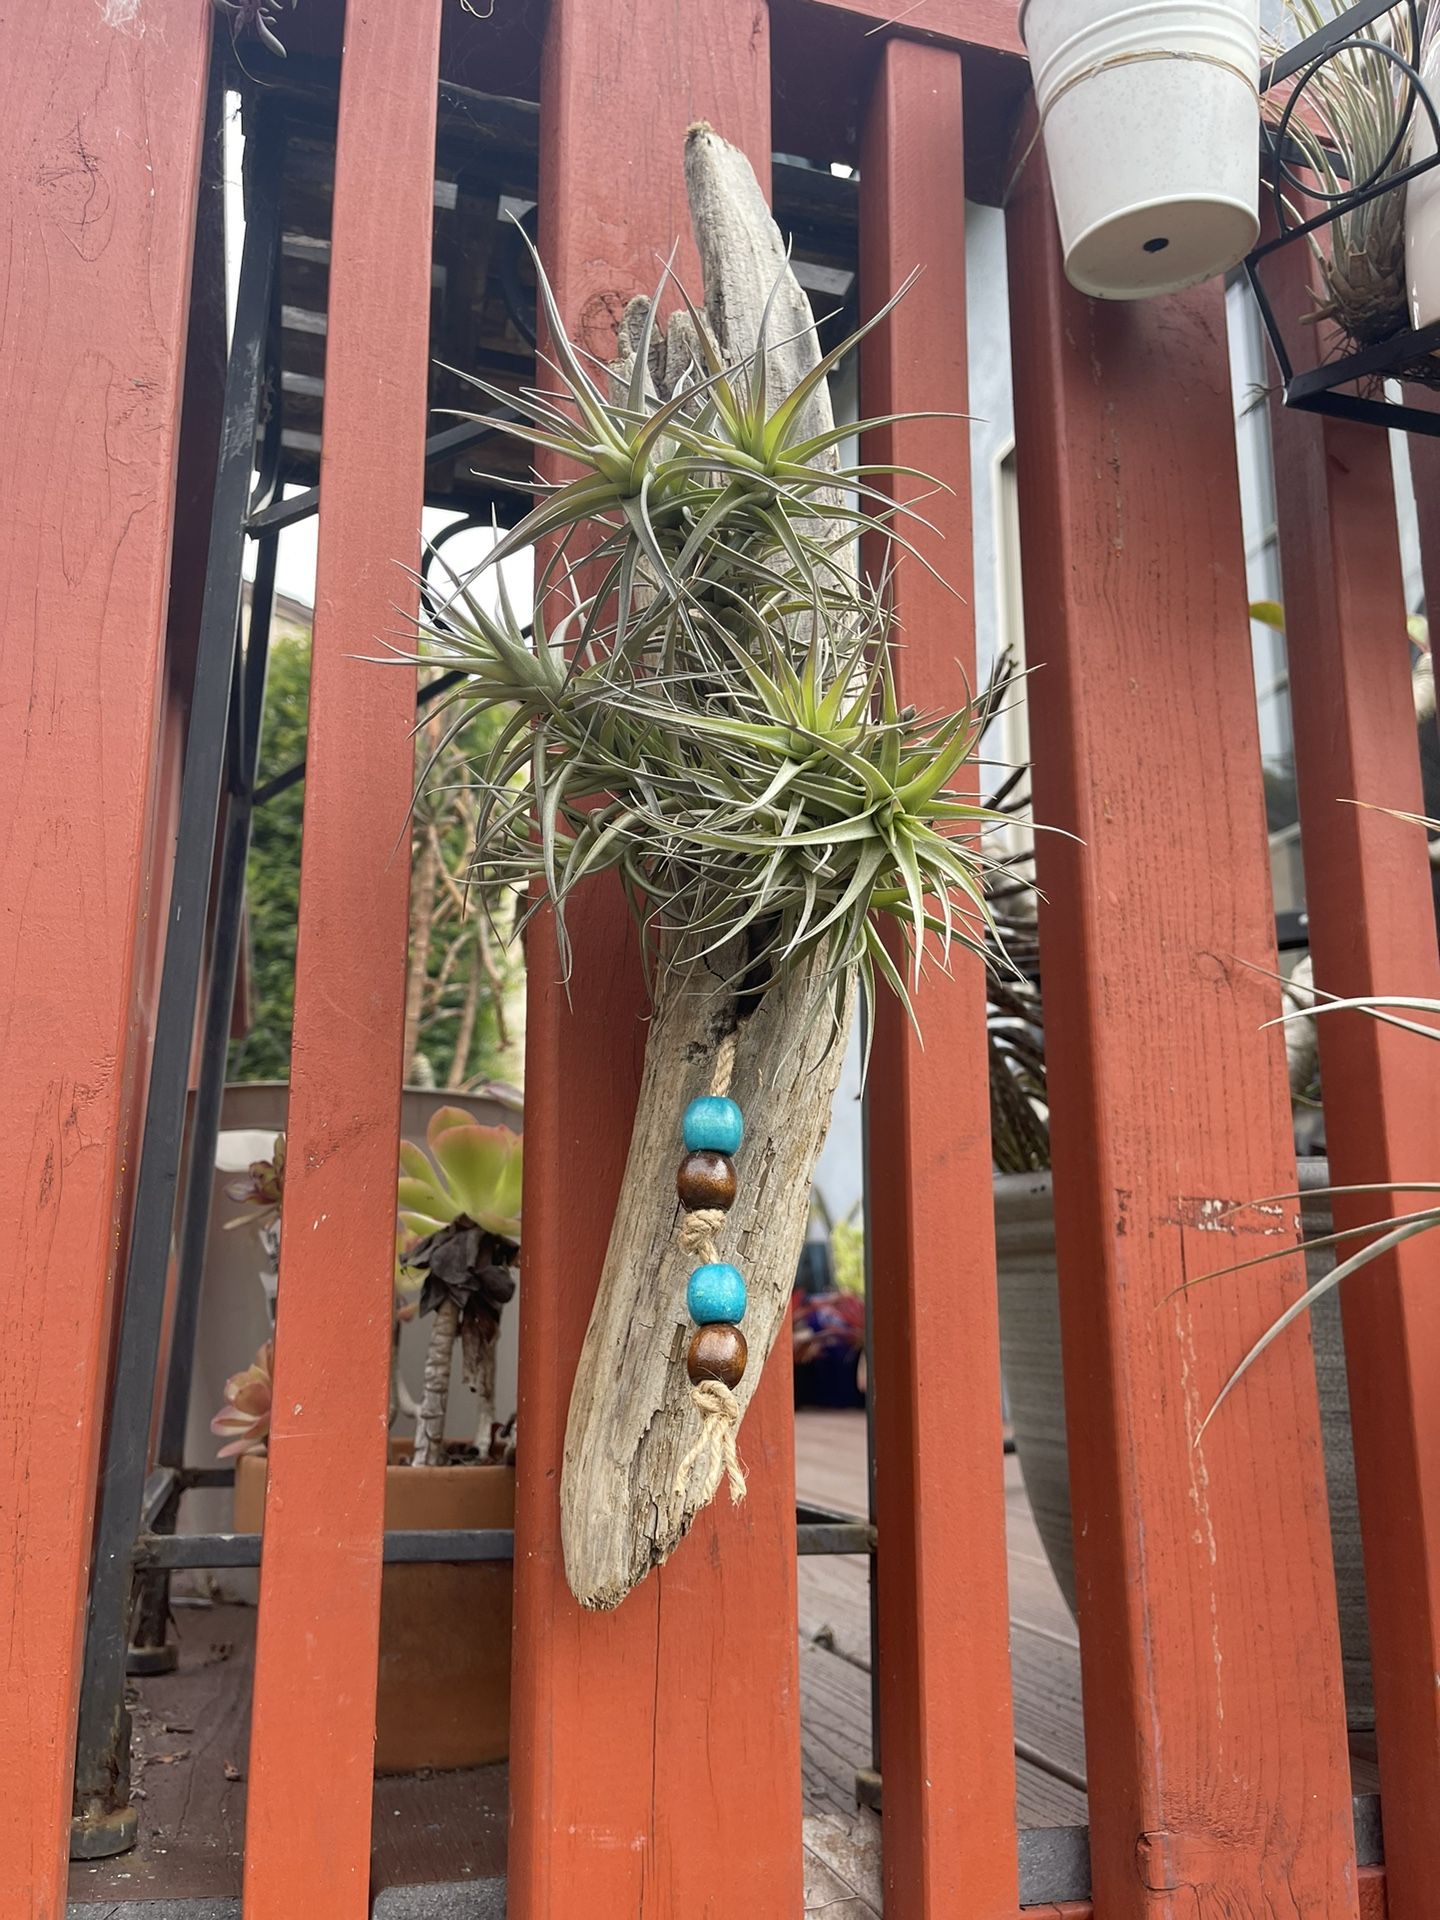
left=414, top=152, right=1016, bottom=1605
left=414, top=237, right=1012, bottom=1047
left=986, top=922, right=1048, bottom=1172
left=212, top=0, right=297, bottom=61
left=398, top=1110, right=523, bottom=1466
left=1269, top=0, right=1440, bottom=365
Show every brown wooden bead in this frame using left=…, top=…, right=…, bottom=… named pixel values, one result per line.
left=676, top=1149, right=737, bottom=1211
left=686, top=1322, right=748, bottom=1390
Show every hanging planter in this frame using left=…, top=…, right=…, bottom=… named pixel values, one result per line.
left=1019, top=0, right=1263, bottom=299
left=416, top=128, right=1009, bottom=1610
left=1245, top=0, right=1440, bottom=434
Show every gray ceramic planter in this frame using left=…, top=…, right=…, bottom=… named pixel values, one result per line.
left=994, top=1159, right=1373, bottom=1728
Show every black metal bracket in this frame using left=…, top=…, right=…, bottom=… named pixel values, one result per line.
left=128, top=1515, right=875, bottom=1572
left=1244, top=0, right=1440, bottom=434
left=244, top=412, right=525, bottom=537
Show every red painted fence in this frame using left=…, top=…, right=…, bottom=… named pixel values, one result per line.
left=3, top=2, right=1438, bottom=1917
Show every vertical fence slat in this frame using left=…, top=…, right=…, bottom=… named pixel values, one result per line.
left=0, top=4, right=211, bottom=1909
left=1006, top=147, right=1358, bottom=1919
left=241, top=4, right=443, bottom=1913
left=1268, top=260, right=1440, bottom=1920
left=508, top=4, right=803, bottom=1914
left=857, top=38, right=1019, bottom=1919
left=1021, top=1865, right=1389, bottom=1920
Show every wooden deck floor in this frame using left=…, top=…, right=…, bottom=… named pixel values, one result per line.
left=66, top=1411, right=1067, bottom=1915
left=66, top=1409, right=1371, bottom=1915
left=792, top=1409, right=1087, bottom=1914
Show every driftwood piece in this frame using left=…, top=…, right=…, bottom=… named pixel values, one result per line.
left=559, top=127, right=855, bottom=1611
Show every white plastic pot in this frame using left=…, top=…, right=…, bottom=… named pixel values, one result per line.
left=1405, top=36, right=1440, bottom=330
left=1020, top=0, right=1262, bottom=300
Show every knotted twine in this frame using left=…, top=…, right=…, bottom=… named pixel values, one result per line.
left=673, top=1028, right=747, bottom=1509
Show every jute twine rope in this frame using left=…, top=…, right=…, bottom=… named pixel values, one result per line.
left=674, top=1028, right=747, bottom=1509
left=1006, top=48, right=1260, bottom=205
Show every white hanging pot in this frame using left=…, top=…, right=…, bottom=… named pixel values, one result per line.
left=1405, top=35, right=1440, bottom=330
left=1020, top=0, right=1262, bottom=300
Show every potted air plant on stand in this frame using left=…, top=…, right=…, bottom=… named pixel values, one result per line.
left=1268, top=1, right=1440, bottom=360
left=1243, top=0, right=1440, bottom=417
left=223, top=1108, right=523, bottom=1771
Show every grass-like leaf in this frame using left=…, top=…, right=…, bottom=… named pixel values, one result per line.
left=1192, top=801, right=1440, bottom=1432
left=415, top=244, right=1010, bottom=1042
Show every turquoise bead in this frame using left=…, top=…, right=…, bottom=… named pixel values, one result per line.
left=683, top=1095, right=743, bottom=1155
left=687, top=1262, right=747, bottom=1325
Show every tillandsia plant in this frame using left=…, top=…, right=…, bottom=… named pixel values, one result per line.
left=398, top=1110, right=523, bottom=1466
left=415, top=127, right=1012, bottom=1609
left=212, top=0, right=298, bottom=62
left=419, top=279, right=1003, bottom=1042
left=1270, top=0, right=1440, bottom=367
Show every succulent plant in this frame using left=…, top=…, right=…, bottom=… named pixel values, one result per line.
left=213, top=1116, right=523, bottom=1465
left=397, top=1109, right=523, bottom=1465
left=211, top=1341, right=275, bottom=1459
left=398, top=1107, right=523, bottom=1245
left=224, top=1133, right=286, bottom=1231
left=212, top=0, right=297, bottom=62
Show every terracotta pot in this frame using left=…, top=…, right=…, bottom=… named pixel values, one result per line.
left=234, top=1449, right=513, bottom=1773
left=994, top=1161, right=1373, bottom=1729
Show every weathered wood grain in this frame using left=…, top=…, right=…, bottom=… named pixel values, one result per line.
left=795, top=0, right=1022, bottom=55
left=1007, top=133, right=1360, bottom=1920
left=858, top=39, right=1020, bottom=1919
left=559, top=126, right=854, bottom=1611
left=562, top=953, right=853, bottom=1608
left=0, top=4, right=212, bottom=1911
left=1270, top=244, right=1440, bottom=1920
left=241, top=5, right=443, bottom=1914
left=803, top=1810, right=884, bottom=1920
left=509, top=8, right=807, bottom=1915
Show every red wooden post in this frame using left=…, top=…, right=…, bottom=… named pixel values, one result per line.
left=1268, top=264, right=1440, bottom=1920
left=1019, top=1871, right=1388, bottom=1920
left=0, top=4, right=211, bottom=1911
left=858, top=38, right=1019, bottom=1919
left=1006, top=149, right=1359, bottom=1918
left=508, top=4, right=803, bottom=1914
left=805, top=0, right=1022, bottom=52
left=242, top=3, right=443, bottom=1913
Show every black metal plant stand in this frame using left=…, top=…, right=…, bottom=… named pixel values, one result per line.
left=68, top=97, right=289, bottom=1862
left=1245, top=0, right=1440, bottom=435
